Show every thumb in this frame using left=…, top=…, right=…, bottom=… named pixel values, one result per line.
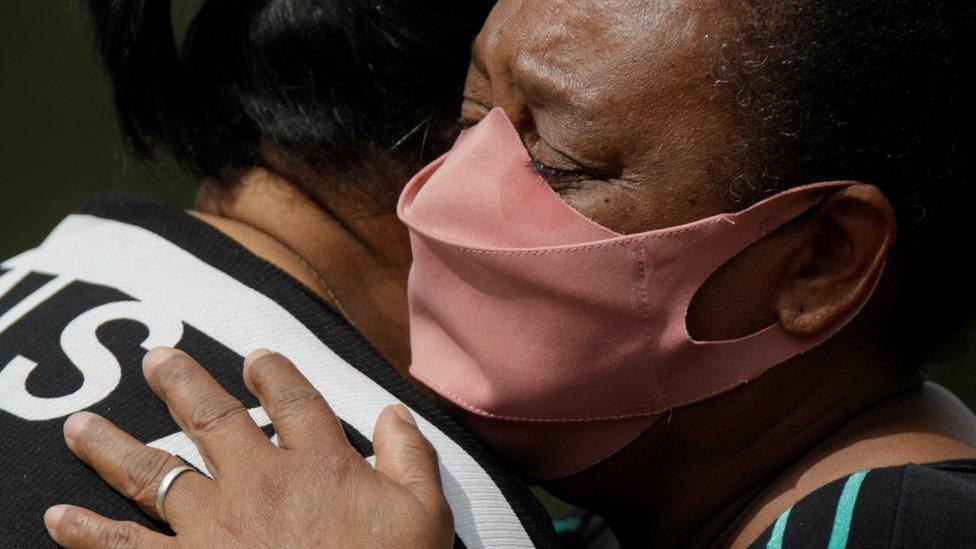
left=373, top=405, right=450, bottom=515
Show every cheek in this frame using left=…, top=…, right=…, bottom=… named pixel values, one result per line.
left=559, top=177, right=730, bottom=236
left=556, top=182, right=639, bottom=234
left=687, top=236, right=795, bottom=341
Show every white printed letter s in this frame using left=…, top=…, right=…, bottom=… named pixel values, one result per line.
left=0, top=301, right=183, bottom=421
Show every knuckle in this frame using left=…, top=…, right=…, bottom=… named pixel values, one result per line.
left=258, top=470, right=288, bottom=502
left=432, top=499, right=455, bottom=532
left=188, top=394, right=247, bottom=435
left=125, top=449, right=175, bottom=504
left=404, top=436, right=440, bottom=467
left=98, top=522, right=142, bottom=549
left=315, top=449, right=359, bottom=480
left=420, top=438, right=439, bottom=463
left=269, top=385, right=324, bottom=419
left=214, top=508, right=248, bottom=539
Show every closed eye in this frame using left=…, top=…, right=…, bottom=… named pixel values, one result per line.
left=526, top=150, right=588, bottom=184
left=458, top=116, right=591, bottom=185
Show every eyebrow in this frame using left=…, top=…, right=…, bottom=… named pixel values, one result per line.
left=471, top=38, right=579, bottom=116
left=510, top=54, right=570, bottom=105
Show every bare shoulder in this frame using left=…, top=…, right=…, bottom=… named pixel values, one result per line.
left=727, top=382, right=976, bottom=548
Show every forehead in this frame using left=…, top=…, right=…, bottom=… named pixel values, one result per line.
left=476, top=0, right=724, bottom=113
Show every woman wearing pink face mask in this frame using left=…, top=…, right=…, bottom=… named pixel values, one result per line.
left=44, top=1, right=976, bottom=548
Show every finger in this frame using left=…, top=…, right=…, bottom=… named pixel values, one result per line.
left=64, top=412, right=213, bottom=526
left=242, top=349, right=346, bottom=450
left=373, top=405, right=452, bottom=521
left=44, top=504, right=171, bottom=549
left=143, top=347, right=272, bottom=475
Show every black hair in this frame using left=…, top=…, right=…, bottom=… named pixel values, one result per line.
left=85, top=0, right=493, bottom=184
left=715, top=1, right=976, bottom=368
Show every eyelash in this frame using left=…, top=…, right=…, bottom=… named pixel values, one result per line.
left=458, top=117, right=588, bottom=182
left=527, top=151, right=588, bottom=182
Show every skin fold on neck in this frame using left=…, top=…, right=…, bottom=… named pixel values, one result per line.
left=190, top=167, right=416, bottom=381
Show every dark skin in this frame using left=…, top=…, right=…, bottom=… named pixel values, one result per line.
left=461, top=0, right=976, bottom=547
left=42, top=1, right=976, bottom=547
left=194, top=167, right=415, bottom=376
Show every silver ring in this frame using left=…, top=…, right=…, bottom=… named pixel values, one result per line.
left=154, top=465, right=195, bottom=522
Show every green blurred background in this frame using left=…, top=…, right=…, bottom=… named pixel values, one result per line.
left=0, top=0, right=196, bottom=264
left=2, top=0, right=974, bottom=459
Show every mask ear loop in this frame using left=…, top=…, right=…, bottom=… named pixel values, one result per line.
left=646, top=181, right=877, bottom=412
left=682, top=185, right=847, bottom=343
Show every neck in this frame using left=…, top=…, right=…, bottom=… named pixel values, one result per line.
left=548, top=334, right=976, bottom=548
left=713, top=380, right=976, bottom=548
left=602, top=375, right=881, bottom=548
left=193, top=168, right=414, bottom=375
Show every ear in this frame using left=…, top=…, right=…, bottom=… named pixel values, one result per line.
left=776, top=183, right=897, bottom=337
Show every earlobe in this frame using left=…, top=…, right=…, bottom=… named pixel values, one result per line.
left=776, top=183, right=897, bottom=337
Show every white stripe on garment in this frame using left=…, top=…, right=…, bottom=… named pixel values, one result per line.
left=3, top=214, right=534, bottom=549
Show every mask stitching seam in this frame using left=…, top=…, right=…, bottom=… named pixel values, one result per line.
left=419, top=372, right=752, bottom=422
left=405, top=183, right=850, bottom=256
left=409, top=216, right=732, bottom=257
left=422, top=374, right=656, bottom=421
left=634, top=237, right=669, bottom=412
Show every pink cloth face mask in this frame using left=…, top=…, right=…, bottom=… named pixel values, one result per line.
left=397, top=108, right=881, bottom=480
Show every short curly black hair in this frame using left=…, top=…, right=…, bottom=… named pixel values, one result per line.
left=714, top=0, right=976, bottom=367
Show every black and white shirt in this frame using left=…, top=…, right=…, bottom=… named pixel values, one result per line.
left=0, top=194, right=556, bottom=548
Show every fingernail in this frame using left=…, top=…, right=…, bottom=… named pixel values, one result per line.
left=44, top=505, right=67, bottom=530
left=393, top=404, right=417, bottom=426
left=63, top=412, right=95, bottom=442
left=143, top=347, right=178, bottom=373
left=245, top=349, right=273, bottom=366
